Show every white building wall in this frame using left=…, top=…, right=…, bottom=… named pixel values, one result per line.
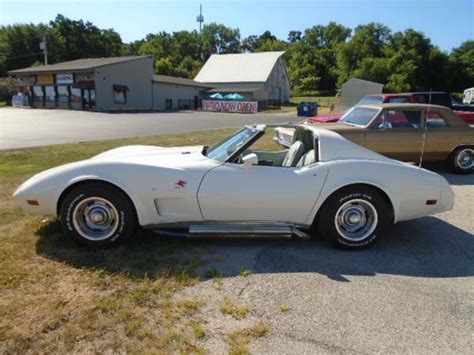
left=152, top=82, right=205, bottom=110
left=265, top=58, right=291, bottom=102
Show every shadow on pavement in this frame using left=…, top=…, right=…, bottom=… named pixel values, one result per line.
left=36, top=216, right=473, bottom=282
left=420, top=161, right=473, bottom=185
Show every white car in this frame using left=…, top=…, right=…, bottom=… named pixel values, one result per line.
left=14, top=124, right=454, bottom=249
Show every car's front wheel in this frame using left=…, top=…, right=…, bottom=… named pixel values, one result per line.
left=449, top=146, right=473, bottom=174
left=59, top=182, right=138, bottom=246
left=316, top=185, right=392, bottom=249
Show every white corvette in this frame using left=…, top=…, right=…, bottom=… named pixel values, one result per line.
left=14, top=124, right=454, bottom=249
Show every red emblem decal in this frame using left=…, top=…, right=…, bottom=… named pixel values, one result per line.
left=175, top=179, right=187, bottom=189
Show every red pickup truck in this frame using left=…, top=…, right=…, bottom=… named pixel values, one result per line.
left=310, top=92, right=474, bottom=124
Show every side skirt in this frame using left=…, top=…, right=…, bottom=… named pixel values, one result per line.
left=149, top=222, right=311, bottom=240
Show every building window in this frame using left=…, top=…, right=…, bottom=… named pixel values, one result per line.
left=71, top=88, right=82, bottom=103
left=57, top=86, right=69, bottom=103
left=32, top=86, right=43, bottom=102
left=113, top=85, right=128, bottom=104
left=44, top=86, right=55, bottom=102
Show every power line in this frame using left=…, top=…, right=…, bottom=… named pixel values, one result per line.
left=4, top=51, right=43, bottom=61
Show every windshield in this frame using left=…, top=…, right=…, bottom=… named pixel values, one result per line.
left=340, top=107, right=380, bottom=126
left=206, top=127, right=259, bottom=162
left=358, top=95, right=383, bottom=105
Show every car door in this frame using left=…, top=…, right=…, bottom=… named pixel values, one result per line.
left=424, top=110, right=466, bottom=161
left=197, top=162, right=328, bottom=225
left=364, top=109, right=424, bottom=161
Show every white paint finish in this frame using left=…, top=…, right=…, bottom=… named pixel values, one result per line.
left=13, top=125, right=455, bottom=231
left=195, top=51, right=285, bottom=83
left=198, top=163, right=328, bottom=224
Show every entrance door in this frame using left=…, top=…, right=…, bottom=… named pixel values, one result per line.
left=198, top=163, right=328, bottom=225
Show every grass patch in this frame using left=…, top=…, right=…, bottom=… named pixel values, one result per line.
left=239, top=269, right=252, bottom=277
left=220, top=295, right=251, bottom=320
left=0, top=101, right=7, bottom=108
left=228, top=321, right=269, bottom=355
left=277, top=303, right=291, bottom=312
left=0, top=128, right=255, bottom=353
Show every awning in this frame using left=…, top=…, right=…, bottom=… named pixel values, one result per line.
left=73, top=80, right=95, bottom=90
left=113, top=84, right=129, bottom=91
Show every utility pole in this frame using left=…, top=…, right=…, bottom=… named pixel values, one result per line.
left=39, top=35, right=48, bottom=65
left=196, top=4, right=204, bottom=33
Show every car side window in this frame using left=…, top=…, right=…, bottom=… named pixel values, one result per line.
left=376, top=110, right=422, bottom=129
left=426, top=112, right=449, bottom=127
left=388, top=97, right=410, bottom=103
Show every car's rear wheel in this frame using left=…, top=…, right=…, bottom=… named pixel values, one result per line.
left=449, top=146, right=473, bottom=174
left=59, top=182, right=137, bottom=246
left=316, top=185, right=391, bottom=249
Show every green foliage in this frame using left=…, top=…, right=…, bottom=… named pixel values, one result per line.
left=0, top=14, right=123, bottom=76
left=0, top=77, right=19, bottom=102
left=1, top=15, right=471, bottom=92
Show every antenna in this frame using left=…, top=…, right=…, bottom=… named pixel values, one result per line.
left=419, top=90, right=432, bottom=168
left=196, top=4, right=204, bottom=33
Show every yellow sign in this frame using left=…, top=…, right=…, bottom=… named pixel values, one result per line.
left=36, top=74, right=54, bottom=85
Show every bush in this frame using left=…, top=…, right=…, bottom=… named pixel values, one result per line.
left=0, top=77, right=19, bottom=104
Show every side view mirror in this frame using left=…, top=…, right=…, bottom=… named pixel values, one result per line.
left=241, top=153, right=258, bottom=169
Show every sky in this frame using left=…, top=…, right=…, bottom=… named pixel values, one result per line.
left=0, top=0, right=473, bottom=51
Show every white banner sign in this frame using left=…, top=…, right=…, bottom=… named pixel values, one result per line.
left=202, top=100, right=258, bottom=113
left=56, top=73, right=74, bottom=84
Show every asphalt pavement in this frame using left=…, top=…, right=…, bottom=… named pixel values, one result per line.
left=0, top=107, right=295, bottom=150
left=175, top=164, right=474, bottom=353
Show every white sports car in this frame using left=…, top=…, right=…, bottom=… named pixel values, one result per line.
left=14, top=124, right=454, bottom=249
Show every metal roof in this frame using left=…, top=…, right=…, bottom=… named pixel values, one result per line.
left=152, top=75, right=212, bottom=88
left=8, top=56, right=151, bottom=75
left=194, top=51, right=285, bottom=83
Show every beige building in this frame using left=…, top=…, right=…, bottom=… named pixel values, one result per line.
left=152, top=75, right=211, bottom=110
left=9, top=56, right=209, bottom=111
left=194, top=51, right=291, bottom=103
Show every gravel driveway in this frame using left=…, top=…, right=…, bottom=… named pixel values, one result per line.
left=0, top=108, right=295, bottom=150
left=175, top=164, right=473, bottom=353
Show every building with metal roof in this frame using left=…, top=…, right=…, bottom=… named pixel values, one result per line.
left=195, top=51, right=291, bottom=102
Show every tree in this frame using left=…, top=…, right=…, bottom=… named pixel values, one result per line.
left=201, top=23, right=240, bottom=58
left=449, top=40, right=474, bottom=92
left=288, top=30, right=302, bottom=43
left=242, top=31, right=287, bottom=52
left=336, top=23, right=391, bottom=86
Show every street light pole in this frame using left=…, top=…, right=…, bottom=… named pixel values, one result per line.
left=39, top=35, right=48, bottom=65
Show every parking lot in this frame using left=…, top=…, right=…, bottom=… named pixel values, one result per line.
left=174, top=164, right=473, bottom=353
left=0, top=122, right=472, bottom=353
left=0, top=108, right=294, bottom=150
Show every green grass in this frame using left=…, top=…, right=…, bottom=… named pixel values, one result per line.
left=277, top=95, right=340, bottom=114
left=0, top=128, right=272, bottom=353
left=0, top=101, right=7, bottom=108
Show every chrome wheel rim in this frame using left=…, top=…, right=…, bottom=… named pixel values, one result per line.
left=72, top=197, right=119, bottom=241
left=334, top=199, right=378, bottom=242
left=456, top=148, right=473, bottom=170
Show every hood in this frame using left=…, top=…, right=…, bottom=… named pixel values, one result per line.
left=91, top=145, right=207, bottom=163
left=309, top=113, right=342, bottom=123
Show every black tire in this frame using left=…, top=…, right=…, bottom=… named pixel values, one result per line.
left=315, top=185, right=392, bottom=249
left=59, top=182, right=138, bottom=246
left=448, top=146, right=473, bottom=174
